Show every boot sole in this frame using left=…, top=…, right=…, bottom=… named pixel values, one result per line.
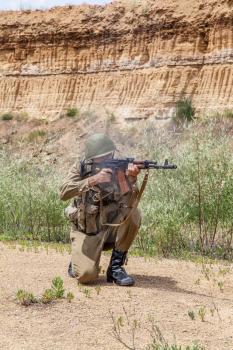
left=107, top=276, right=134, bottom=286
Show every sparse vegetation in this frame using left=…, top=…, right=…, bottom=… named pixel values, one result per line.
left=0, top=116, right=232, bottom=261
left=110, top=309, right=205, bottom=350
left=66, top=107, right=79, bottom=118
left=27, top=129, right=47, bottom=142
left=174, top=98, right=195, bottom=123
left=223, top=109, right=233, bottom=119
left=16, top=277, right=74, bottom=306
left=188, top=310, right=195, bottom=321
left=16, top=289, right=37, bottom=306
left=83, top=287, right=91, bottom=298
left=135, top=118, right=233, bottom=260
left=198, top=307, right=206, bottom=322
left=0, top=154, right=68, bottom=242
left=1, top=113, right=13, bottom=121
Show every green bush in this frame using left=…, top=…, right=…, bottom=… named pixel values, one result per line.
left=223, top=109, right=233, bottom=119
left=174, top=98, right=195, bottom=122
left=0, top=155, right=68, bottom=242
left=27, top=129, right=47, bottom=142
left=66, top=107, right=79, bottom=118
left=135, top=119, right=233, bottom=259
left=1, top=113, right=13, bottom=121
left=17, top=277, right=74, bottom=306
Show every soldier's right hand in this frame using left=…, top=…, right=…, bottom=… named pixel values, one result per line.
left=88, top=168, right=113, bottom=186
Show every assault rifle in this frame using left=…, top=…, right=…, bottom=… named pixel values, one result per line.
left=80, top=158, right=177, bottom=198
left=80, top=158, right=177, bottom=177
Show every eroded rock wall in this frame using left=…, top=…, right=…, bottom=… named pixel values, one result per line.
left=0, top=0, right=233, bottom=119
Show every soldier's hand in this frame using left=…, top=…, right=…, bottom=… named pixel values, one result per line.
left=88, top=168, right=113, bottom=186
left=126, top=164, right=140, bottom=177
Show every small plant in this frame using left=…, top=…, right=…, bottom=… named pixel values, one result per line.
left=217, top=281, right=224, bottom=293
left=188, top=310, right=195, bottom=320
left=1, top=113, right=13, bottom=121
left=95, top=285, right=101, bottom=295
left=106, top=111, right=116, bottom=123
left=66, top=292, right=74, bottom=303
left=16, top=277, right=73, bottom=307
left=42, top=288, right=55, bottom=304
left=66, top=107, right=79, bottom=118
left=174, top=97, right=195, bottom=122
left=27, top=129, right=46, bottom=142
left=198, top=307, right=206, bottom=322
left=51, top=276, right=65, bottom=298
left=111, top=309, right=205, bottom=350
left=223, top=109, right=233, bottom=119
left=127, top=290, right=132, bottom=299
left=16, top=289, right=37, bottom=306
left=83, top=288, right=91, bottom=298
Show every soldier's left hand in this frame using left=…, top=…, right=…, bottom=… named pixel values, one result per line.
left=126, top=163, right=140, bottom=177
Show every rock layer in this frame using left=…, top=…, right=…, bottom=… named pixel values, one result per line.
left=0, top=0, right=233, bottom=119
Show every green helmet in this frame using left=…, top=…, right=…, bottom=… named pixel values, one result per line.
left=84, top=133, right=116, bottom=160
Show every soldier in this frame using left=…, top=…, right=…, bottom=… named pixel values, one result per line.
left=59, top=133, right=141, bottom=286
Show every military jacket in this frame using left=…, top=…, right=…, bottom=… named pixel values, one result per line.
left=59, top=160, right=139, bottom=235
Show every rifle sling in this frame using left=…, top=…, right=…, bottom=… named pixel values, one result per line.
left=99, top=170, right=149, bottom=228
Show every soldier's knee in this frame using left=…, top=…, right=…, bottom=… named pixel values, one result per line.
left=77, top=266, right=99, bottom=284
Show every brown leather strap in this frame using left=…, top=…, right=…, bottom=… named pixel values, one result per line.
left=99, top=170, right=149, bottom=228
left=117, top=169, right=130, bottom=195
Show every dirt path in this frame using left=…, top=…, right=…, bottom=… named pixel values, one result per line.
left=0, top=242, right=232, bottom=350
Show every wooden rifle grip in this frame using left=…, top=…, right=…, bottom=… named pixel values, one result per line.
left=116, top=169, right=130, bottom=195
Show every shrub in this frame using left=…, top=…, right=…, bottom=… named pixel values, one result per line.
left=66, top=107, right=79, bottom=118
left=16, top=289, right=37, bottom=306
left=16, top=277, right=74, bottom=306
left=27, top=129, right=46, bottom=142
left=174, top=98, right=195, bottom=122
left=1, top=113, right=13, bottom=121
left=0, top=155, right=69, bottom=242
left=223, top=109, right=233, bottom=119
left=134, top=119, right=233, bottom=259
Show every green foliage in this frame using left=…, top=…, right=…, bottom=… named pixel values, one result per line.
left=66, top=292, right=74, bottom=302
left=16, top=277, right=73, bottom=306
left=16, top=289, right=37, bottom=306
left=41, top=277, right=65, bottom=303
left=27, top=129, right=46, bottom=142
left=51, top=276, right=65, bottom=298
left=66, top=107, right=79, bottom=118
left=1, top=113, right=13, bottom=121
left=83, top=288, right=91, bottom=298
left=42, top=288, right=55, bottom=304
left=198, top=307, right=206, bottom=322
left=174, top=98, right=195, bottom=122
left=0, top=155, right=69, bottom=242
left=187, top=310, right=195, bottom=321
left=135, top=119, right=233, bottom=259
left=223, top=109, right=233, bottom=119
left=111, top=310, right=204, bottom=350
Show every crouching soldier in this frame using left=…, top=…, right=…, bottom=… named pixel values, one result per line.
left=59, top=133, right=141, bottom=286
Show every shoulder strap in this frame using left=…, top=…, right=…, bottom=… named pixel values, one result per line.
left=99, top=170, right=149, bottom=228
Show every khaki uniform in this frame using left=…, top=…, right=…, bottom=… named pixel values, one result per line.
left=60, top=161, right=141, bottom=284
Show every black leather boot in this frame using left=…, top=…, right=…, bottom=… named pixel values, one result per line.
left=68, top=262, right=75, bottom=278
left=107, top=249, right=135, bottom=286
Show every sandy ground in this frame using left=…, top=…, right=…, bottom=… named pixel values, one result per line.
left=0, top=242, right=232, bottom=350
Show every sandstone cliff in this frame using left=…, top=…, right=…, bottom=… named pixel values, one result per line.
left=0, top=0, right=233, bottom=120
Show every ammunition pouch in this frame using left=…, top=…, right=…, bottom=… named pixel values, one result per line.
left=65, top=201, right=100, bottom=235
